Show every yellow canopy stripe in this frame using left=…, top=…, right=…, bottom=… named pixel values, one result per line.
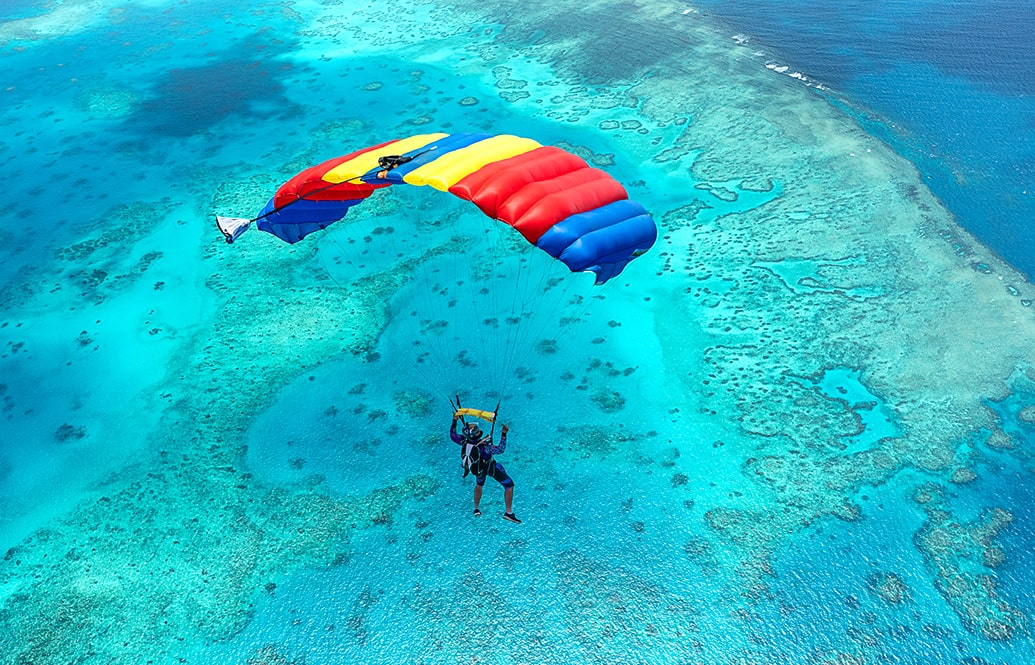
left=404, top=135, right=541, bottom=191
left=322, top=133, right=448, bottom=183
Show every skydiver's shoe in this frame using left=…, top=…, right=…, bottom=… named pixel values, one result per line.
left=473, top=508, right=482, bottom=517
left=502, top=512, right=521, bottom=524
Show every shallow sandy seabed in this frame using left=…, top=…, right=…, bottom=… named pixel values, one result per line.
left=0, top=0, right=111, bottom=42
left=0, top=0, right=1034, bottom=661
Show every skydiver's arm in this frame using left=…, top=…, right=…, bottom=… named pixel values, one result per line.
left=450, top=416, right=463, bottom=445
left=484, top=426, right=507, bottom=455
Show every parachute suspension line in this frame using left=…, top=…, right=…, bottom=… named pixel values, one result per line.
left=493, top=228, right=571, bottom=399
left=502, top=238, right=539, bottom=395
left=404, top=193, right=439, bottom=386
left=479, top=218, right=533, bottom=402
left=497, top=238, right=540, bottom=399
left=398, top=190, right=483, bottom=411
left=468, top=210, right=505, bottom=403
left=492, top=246, right=608, bottom=404
left=426, top=196, right=508, bottom=407
left=402, top=192, right=461, bottom=407
left=411, top=365, right=459, bottom=419
left=451, top=395, right=467, bottom=429
left=495, top=224, right=515, bottom=400
left=488, top=217, right=521, bottom=400
left=400, top=196, right=463, bottom=413
left=488, top=400, right=501, bottom=439
left=312, top=234, right=353, bottom=295
left=435, top=203, right=471, bottom=406
left=427, top=196, right=470, bottom=402
left=483, top=217, right=533, bottom=404
left=315, top=188, right=456, bottom=413
left=552, top=278, right=612, bottom=345
left=496, top=272, right=570, bottom=401
left=312, top=187, right=611, bottom=419
left=428, top=211, right=526, bottom=409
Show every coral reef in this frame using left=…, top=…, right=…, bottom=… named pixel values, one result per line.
left=866, top=572, right=911, bottom=605
left=0, top=169, right=445, bottom=660
left=245, top=644, right=304, bottom=665
left=554, top=424, right=639, bottom=459
left=589, top=389, right=625, bottom=413
left=913, top=484, right=1024, bottom=641
left=0, top=202, right=169, bottom=310
left=393, top=389, right=434, bottom=418
left=554, top=549, right=701, bottom=662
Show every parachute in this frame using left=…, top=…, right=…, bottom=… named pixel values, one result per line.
left=217, top=132, right=656, bottom=285
left=217, top=132, right=657, bottom=411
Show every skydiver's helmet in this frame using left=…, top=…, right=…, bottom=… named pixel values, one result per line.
left=463, top=422, right=483, bottom=442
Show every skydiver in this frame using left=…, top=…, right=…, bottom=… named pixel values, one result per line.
left=375, top=154, right=415, bottom=179
left=451, top=414, right=520, bottom=523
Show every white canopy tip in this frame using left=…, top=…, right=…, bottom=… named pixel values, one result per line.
left=216, top=216, right=252, bottom=244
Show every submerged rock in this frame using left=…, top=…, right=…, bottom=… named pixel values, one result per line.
left=866, top=572, right=911, bottom=605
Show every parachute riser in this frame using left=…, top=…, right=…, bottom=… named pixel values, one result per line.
left=453, top=396, right=501, bottom=441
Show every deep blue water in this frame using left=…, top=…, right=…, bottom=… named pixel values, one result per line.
left=696, top=0, right=1035, bottom=282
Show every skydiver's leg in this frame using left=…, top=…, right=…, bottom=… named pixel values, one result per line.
left=474, top=476, right=485, bottom=515
left=491, top=462, right=516, bottom=515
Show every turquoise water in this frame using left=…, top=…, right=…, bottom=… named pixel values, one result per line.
left=2, top=0, right=1035, bottom=663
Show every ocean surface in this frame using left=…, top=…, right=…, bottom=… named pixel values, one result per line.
left=1, top=0, right=1033, bottom=663
left=695, top=0, right=1035, bottom=282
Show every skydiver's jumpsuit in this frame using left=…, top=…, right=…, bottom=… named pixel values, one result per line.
left=450, top=420, right=514, bottom=488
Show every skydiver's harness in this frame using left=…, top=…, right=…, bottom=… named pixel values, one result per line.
left=452, top=396, right=500, bottom=479
left=460, top=433, right=491, bottom=478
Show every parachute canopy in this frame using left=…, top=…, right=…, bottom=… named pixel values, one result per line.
left=218, top=132, right=656, bottom=284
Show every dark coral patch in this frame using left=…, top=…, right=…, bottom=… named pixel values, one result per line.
left=55, top=423, right=86, bottom=442
left=124, top=44, right=295, bottom=137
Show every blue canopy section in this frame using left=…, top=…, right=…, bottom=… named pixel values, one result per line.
left=255, top=197, right=364, bottom=244
left=536, top=199, right=656, bottom=284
